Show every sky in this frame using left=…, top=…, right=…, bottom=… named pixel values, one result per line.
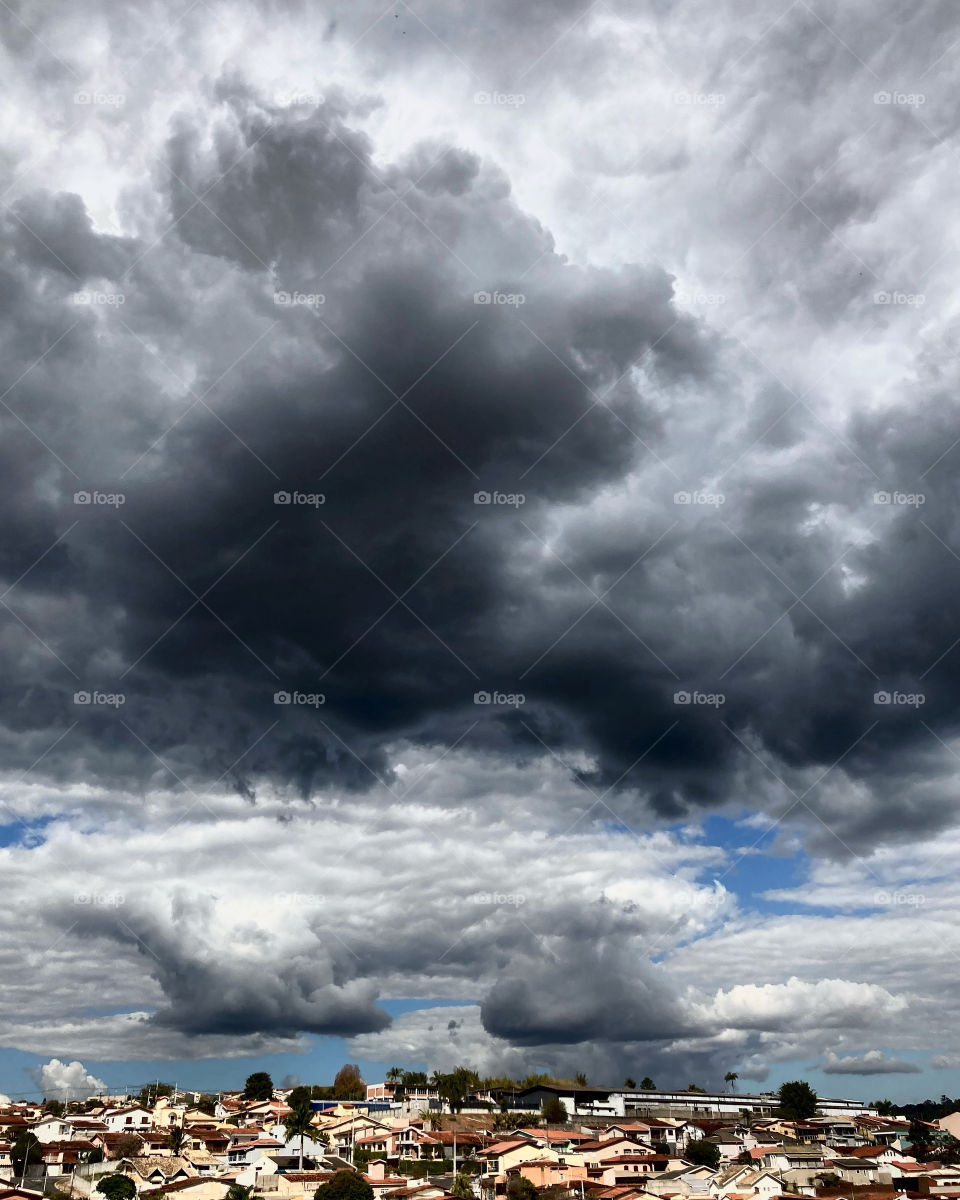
left=0, top=0, right=958, bottom=1107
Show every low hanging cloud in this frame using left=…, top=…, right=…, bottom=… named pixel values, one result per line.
left=822, top=1049, right=922, bottom=1076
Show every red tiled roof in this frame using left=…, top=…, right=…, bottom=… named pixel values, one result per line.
left=141, top=1181, right=233, bottom=1196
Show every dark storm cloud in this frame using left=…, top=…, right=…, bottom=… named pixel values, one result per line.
left=481, top=946, right=692, bottom=1045
left=2, top=82, right=960, bottom=859
left=0, top=89, right=710, bottom=794
left=64, top=899, right=391, bottom=1038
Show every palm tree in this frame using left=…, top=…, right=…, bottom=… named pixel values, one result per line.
left=285, top=1100, right=316, bottom=1172
left=724, top=1072, right=739, bottom=1093
left=226, top=1187, right=252, bottom=1200
left=386, top=1067, right=404, bottom=1084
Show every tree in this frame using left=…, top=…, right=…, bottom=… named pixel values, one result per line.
left=653, top=1141, right=670, bottom=1156
left=333, top=1064, right=366, bottom=1101
left=196, top=1093, right=217, bottom=1115
left=778, top=1081, right=818, bottom=1121
left=724, top=1072, right=739, bottom=1092
left=450, top=1174, right=473, bottom=1198
left=227, top=1187, right=253, bottom=1200
left=909, top=1118, right=932, bottom=1157
left=96, top=1177, right=137, bottom=1200
left=624, top=1077, right=636, bottom=1089
left=640, top=1077, right=656, bottom=1090
left=684, top=1140, right=721, bottom=1168
left=286, top=1099, right=316, bottom=1172
left=574, top=1073, right=588, bottom=1087
left=873, top=1099, right=897, bottom=1116
left=435, top=1066, right=480, bottom=1114
left=167, top=1126, right=187, bottom=1155
left=243, top=1072, right=274, bottom=1101
left=386, top=1067, right=404, bottom=1083
left=138, top=1082, right=174, bottom=1109
left=11, top=1130, right=40, bottom=1180
left=687, top=1084, right=706, bottom=1093
left=112, top=1134, right=144, bottom=1160
left=541, top=1097, right=568, bottom=1126
left=43, top=1099, right=65, bottom=1116
left=495, top=1111, right=529, bottom=1132
left=314, top=1170, right=374, bottom=1200
left=288, top=1086, right=314, bottom=1109
left=505, top=1177, right=537, bottom=1200
left=937, top=1136, right=960, bottom=1166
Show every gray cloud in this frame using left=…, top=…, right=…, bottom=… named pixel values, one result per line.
left=822, top=1050, right=922, bottom=1075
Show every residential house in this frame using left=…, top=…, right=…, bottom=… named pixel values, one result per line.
left=367, top=1160, right=419, bottom=1199
left=90, top=1131, right=146, bottom=1159
left=381, top=1185, right=449, bottom=1200
left=595, top=1156, right=673, bottom=1186
left=116, top=1156, right=194, bottom=1194
left=152, top=1103, right=188, bottom=1130
left=104, top=1109, right=154, bottom=1134
left=573, top=1136, right=658, bottom=1164
left=224, top=1136, right=284, bottom=1168
left=505, top=1157, right=589, bottom=1191
left=711, top=1167, right=781, bottom=1200
left=638, top=1164, right=716, bottom=1196
left=140, top=1178, right=235, bottom=1200
left=828, top=1157, right=887, bottom=1186
left=478, top=1139, right=557, bottom=1178
left=32, top=1117, right=72, bottom=1144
